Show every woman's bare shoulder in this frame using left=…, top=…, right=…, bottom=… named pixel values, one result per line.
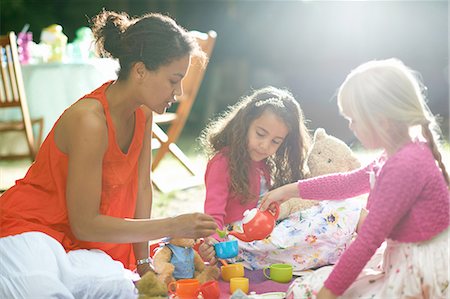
left=55, top=98, right=108, bottom=154
left=60, top=98, right=105, bottom=128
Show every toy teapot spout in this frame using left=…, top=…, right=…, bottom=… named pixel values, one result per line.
left=228, top=231, right=254, bottom=242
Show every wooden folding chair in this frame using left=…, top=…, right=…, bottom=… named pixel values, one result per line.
left=0, top=32, right=43, bottom=161
left=151, top=30, right=217, bottom=192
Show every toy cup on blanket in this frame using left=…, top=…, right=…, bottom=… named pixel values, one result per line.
left=168, top=278, right=200, bottom=299
left=199, top=280, right=220, bottom=299
left=263, top=263, right=293, bottom=283
left=168, top=279, right=221, bottom=299
left=214, top=239, right=238, bottom=259
left=221, top=263, right=245, bottom=282
left=230, top=277, right=249, bottom=294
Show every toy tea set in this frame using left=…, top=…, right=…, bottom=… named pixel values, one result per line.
left=214, top=202, right=280, bottom=263
left=215, top=203, right=292, bottom=297
left=156, top=203, right=292, bottom=299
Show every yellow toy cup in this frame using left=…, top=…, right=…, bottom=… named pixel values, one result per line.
left=220, top=263, right=245, bottom=282
left=263, top=263, right=293, bottom=283
left=229, top=277, right=249, bottom=294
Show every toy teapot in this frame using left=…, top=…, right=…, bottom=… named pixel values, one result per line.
left=228, top=203, right=279, bottom=242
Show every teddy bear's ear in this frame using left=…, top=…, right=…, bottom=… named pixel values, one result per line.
left=314, top=128, right=328, bottom=142
left=349, top=157, right=362, bottom=169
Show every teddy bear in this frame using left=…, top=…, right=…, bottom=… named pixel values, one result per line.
left=136, top=238, right=220, bottom=298
left=136, top=270, right=168, bottom=299
left=152, top=238, right=220, bottom=285
left=278, top=128, right=361, bottom=220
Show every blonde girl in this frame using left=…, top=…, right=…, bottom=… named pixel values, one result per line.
left=261, top=58, right=449, bottom=299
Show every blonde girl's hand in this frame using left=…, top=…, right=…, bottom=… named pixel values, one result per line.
left=259, top=183, right=299, bottom=211
left=171, top=213, right=218, bottom=239
left=199, top=237, right=218, bottom=266
left=316, top=286, right=338, bottom=299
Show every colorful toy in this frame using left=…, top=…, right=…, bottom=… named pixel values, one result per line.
left=228, top=203, right=279, bottom=242
left=214, top=240, right=238, bottom=259
left=137, top=238, right=220, bottom=298
left=152, top=238, right=220, bottom=285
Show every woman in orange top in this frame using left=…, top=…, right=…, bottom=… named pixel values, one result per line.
left=0, top=10, right=217, bottom=298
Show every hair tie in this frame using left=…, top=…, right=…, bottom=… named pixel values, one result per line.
left=139, top=42, right=144, bottom=59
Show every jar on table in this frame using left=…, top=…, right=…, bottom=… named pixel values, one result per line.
left=17, top=32, right=33, bottom=64
left=40, top=24, right=68, bottom=62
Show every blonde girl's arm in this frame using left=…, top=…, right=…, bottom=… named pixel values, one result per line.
left=133, top=108, right=153, bottom=275
left=260, top=162, right=373, bottom=211
left=64, top=107, right=217, bottom=244
left=259, top=182, right=298, bottom=211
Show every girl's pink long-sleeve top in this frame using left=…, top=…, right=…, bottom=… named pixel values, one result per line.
left=204, top=149, right=270, bottom=237
left=298, top=141, right=449, bottom=295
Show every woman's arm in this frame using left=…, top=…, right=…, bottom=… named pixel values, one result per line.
left=133, top=109, right=153, bottom=275
left=63, top=106, right=217, bottom=244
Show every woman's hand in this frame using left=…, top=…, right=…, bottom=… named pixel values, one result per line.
left=316, top=286, right=338, bottom=299
left=259, top=183, right=299, bottom=211
left=171, top=213, right=218, bottom=239
left=136, top=263, right=153, bottom=278
left=199, top=237, right=218, bottom=266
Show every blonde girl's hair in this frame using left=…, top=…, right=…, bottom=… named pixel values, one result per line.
left=199, top=86, right=311, bottom=203
left=337, top=58, right=449, bottom=186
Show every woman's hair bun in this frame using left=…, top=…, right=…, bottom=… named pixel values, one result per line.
left=91, top=10, right=131, bottom=58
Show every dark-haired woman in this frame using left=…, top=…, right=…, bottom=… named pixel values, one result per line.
left=0, top=10, right=217, bottom=298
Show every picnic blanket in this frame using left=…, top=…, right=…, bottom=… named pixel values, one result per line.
left=218, top=269, right=291, bottom=298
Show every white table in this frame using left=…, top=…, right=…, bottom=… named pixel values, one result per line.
left=0, top=58, right=119, bottom=156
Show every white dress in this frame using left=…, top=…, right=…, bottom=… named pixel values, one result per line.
left=0, top=232, right=138, bottom=299
left=286, top=228, right=450, bottom=299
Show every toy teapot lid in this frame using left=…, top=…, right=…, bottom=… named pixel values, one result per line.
left=242, top=208, right=258, bottom=224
